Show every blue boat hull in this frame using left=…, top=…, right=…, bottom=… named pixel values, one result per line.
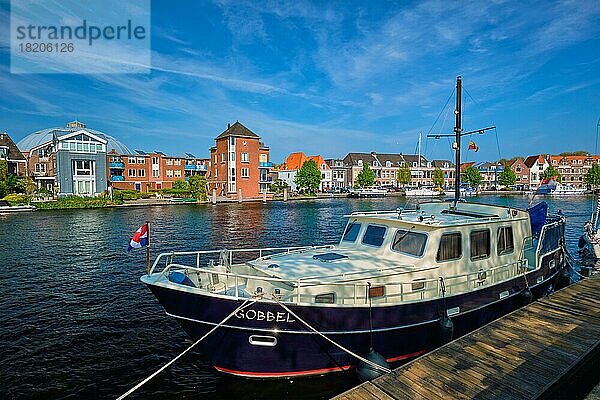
left=146, top=250, right=568, bottom=378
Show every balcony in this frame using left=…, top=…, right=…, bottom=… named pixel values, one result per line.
left=111, top=175, right=125, bottom=181
left=109, top=162, right=125, bottom=169
left=259, top=162, right=273, bottom=168
left=184, top=164, right=207, bottom=171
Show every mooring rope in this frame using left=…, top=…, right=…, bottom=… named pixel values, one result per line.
left=271, top=296, right=392, bottom=374
left=116, top=298, right=255, bottom=400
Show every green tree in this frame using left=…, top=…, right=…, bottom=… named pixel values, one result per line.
left=540, top=165, right=562, bottom=182
left=461, top=166, right=482, bottom=187
left=356, top=164, right=376, bottom=187
left=498, top=167, right=516, bottom=187
left=172, top=180, right=189, bottom=190
left=294, top=160, right=322, bottom=192
left=188, top=175, right=207, bottom=201
left=432, top=167, right=445, bottom=188
left=397, top=164, right=411, bottom=187
left=586, top=164, right=600, bottom=187
left=0, top=159, right=7, bottom=181
left=270, top=179, right=289, bottom=194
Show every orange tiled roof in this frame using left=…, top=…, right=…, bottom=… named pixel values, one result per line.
left=281, top=152, right=330, bottom=171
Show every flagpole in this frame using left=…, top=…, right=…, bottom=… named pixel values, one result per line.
left=146, top=220, right=151, bottom=275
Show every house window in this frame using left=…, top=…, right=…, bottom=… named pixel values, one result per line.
left=357, top=160, right=363, bottom=166
left=391, top=230, right=427, bottom=257
left=342, top=222, right=362, bottom=242
left=34, top=163, right=46, bottom=173
left=174, top=159, right=181, bottom=166
left=73, top=160, right=93, bottom=176
left=242, top=152, right=249, bottom=162
left=137, top=157, right=145, bottom=164
left=221, top=153, right=226, bottom=163
left=361, top=225, right=387, bottom=247
left=128, top=169, right=136, bottom=177
left=174, top=170, right=181, bottom=178
left=152, top=170, right=159, bottom=177
left=230, top=137, right=235, bottom=145
left=166, top=170, right=173, bottom=178
left=241, top=167, right=249, bottom=177
left=166, top=159, right=173, bottom=165
left=152, top=157, right=159, bottom=165
left=516, top=167, right=521, bottom=172
left=436, top=233, right=462, bottom=262
left=138, top=169, right=145, bottom=177
left=470, top=229, right=491, bottom=260
left=497, top=227, right=514, bottom=255
left=230, top=152, right=235, bottom=161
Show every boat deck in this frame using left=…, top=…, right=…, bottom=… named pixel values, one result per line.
left=333, top=275, right=600, bottom=400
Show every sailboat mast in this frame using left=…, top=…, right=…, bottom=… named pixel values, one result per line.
left=418, top=131, right=421, bottom=186
left=454, top=76, right=462, bottom=203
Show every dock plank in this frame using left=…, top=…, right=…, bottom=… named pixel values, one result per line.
left=333, top=276, right=600, bottom=400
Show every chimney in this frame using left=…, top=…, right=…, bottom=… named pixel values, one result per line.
left=227, top=123, right=231, bottom=129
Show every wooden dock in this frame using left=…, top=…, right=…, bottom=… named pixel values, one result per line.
left=334, top=275, right=600, bottom=400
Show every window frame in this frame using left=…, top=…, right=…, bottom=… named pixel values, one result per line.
left=390, top=229, right=428, bottom=258
left=361, top=224, right=388, bottom=248
left=436, top=232, right=463, bottom=263
left=497, top=226, right=515, bottom=256
left=470, top=228, right=491, bottom=261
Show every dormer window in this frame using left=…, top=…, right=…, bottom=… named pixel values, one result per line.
left=0, top=146, right=8, bottom=159
left=357, top=160, right=363, bottom=166
left=386, top=161, right=392, bottom=167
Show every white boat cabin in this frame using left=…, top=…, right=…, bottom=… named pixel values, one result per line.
left=147, top=202, right=545, bottom=307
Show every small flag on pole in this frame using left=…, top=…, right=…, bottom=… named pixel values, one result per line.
left=128, top=223, right=149, bottom=251
left=468, top=141, right=479, bottom=152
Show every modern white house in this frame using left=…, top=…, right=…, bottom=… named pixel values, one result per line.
left=524, top=155, right=549, bottom=188
left=278, top=152, right=332, bottom=191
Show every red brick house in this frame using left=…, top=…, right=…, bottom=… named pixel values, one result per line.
left=507, top=158, right=530, bottom=188
left=208, top=122, right=272, bottom=199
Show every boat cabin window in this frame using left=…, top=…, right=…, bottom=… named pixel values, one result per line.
left=342, top=222, right=362, bottom=242
left=436, top=232, right=462, bottom=262
left=361, top=225, right=387, bottom=247
left=391, top=229, right=427, bottom=257
left=497, top=226, right=514, bottom=255
left=470, top=229, right=491, bottom=261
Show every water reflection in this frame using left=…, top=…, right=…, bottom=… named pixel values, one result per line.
left=0, top=195, right=597, bottom=399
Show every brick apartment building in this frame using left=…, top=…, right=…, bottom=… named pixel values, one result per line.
left=108, top=150, right=209, bottom=192
left=343, top=153, right=455, bottom=188
left=549, top=154, right=600, bottom=189
left=208, top=121, right=272, bottom=199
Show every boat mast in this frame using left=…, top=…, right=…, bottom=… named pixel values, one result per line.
left=454, top=76, right=462, bottom=204
left=426, top=76, right=495, bottom=207
left=418, top=131, right=422, bottom=187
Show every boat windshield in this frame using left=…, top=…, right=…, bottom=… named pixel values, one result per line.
left=342, top=222, right=362, bottom=242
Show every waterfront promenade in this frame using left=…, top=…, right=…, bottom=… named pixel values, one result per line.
left=333, top=275, right=600, bottom=400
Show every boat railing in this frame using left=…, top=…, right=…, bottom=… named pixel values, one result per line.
left=155, top=256, right=529, bottom=306
left=149, top=245, right=336, bottom=275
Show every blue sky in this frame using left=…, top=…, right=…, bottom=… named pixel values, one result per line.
left=0, top=0, right=599, bottom=163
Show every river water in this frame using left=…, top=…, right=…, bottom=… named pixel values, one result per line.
left=0, top=195, right=595, bottom=399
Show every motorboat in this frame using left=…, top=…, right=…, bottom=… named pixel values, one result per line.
left=347, top=188, right=387, bottom=198
left=0, top=200, right=35, bottom=213
left=405, top=187, right=443, bottom=197
left=536, top=180, right=586, bottom=196
left=579, top=196, right=600, bottom=259
left=140, top=77, right=571, bottom=379
left=142, top=201, right=569, bottom=377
